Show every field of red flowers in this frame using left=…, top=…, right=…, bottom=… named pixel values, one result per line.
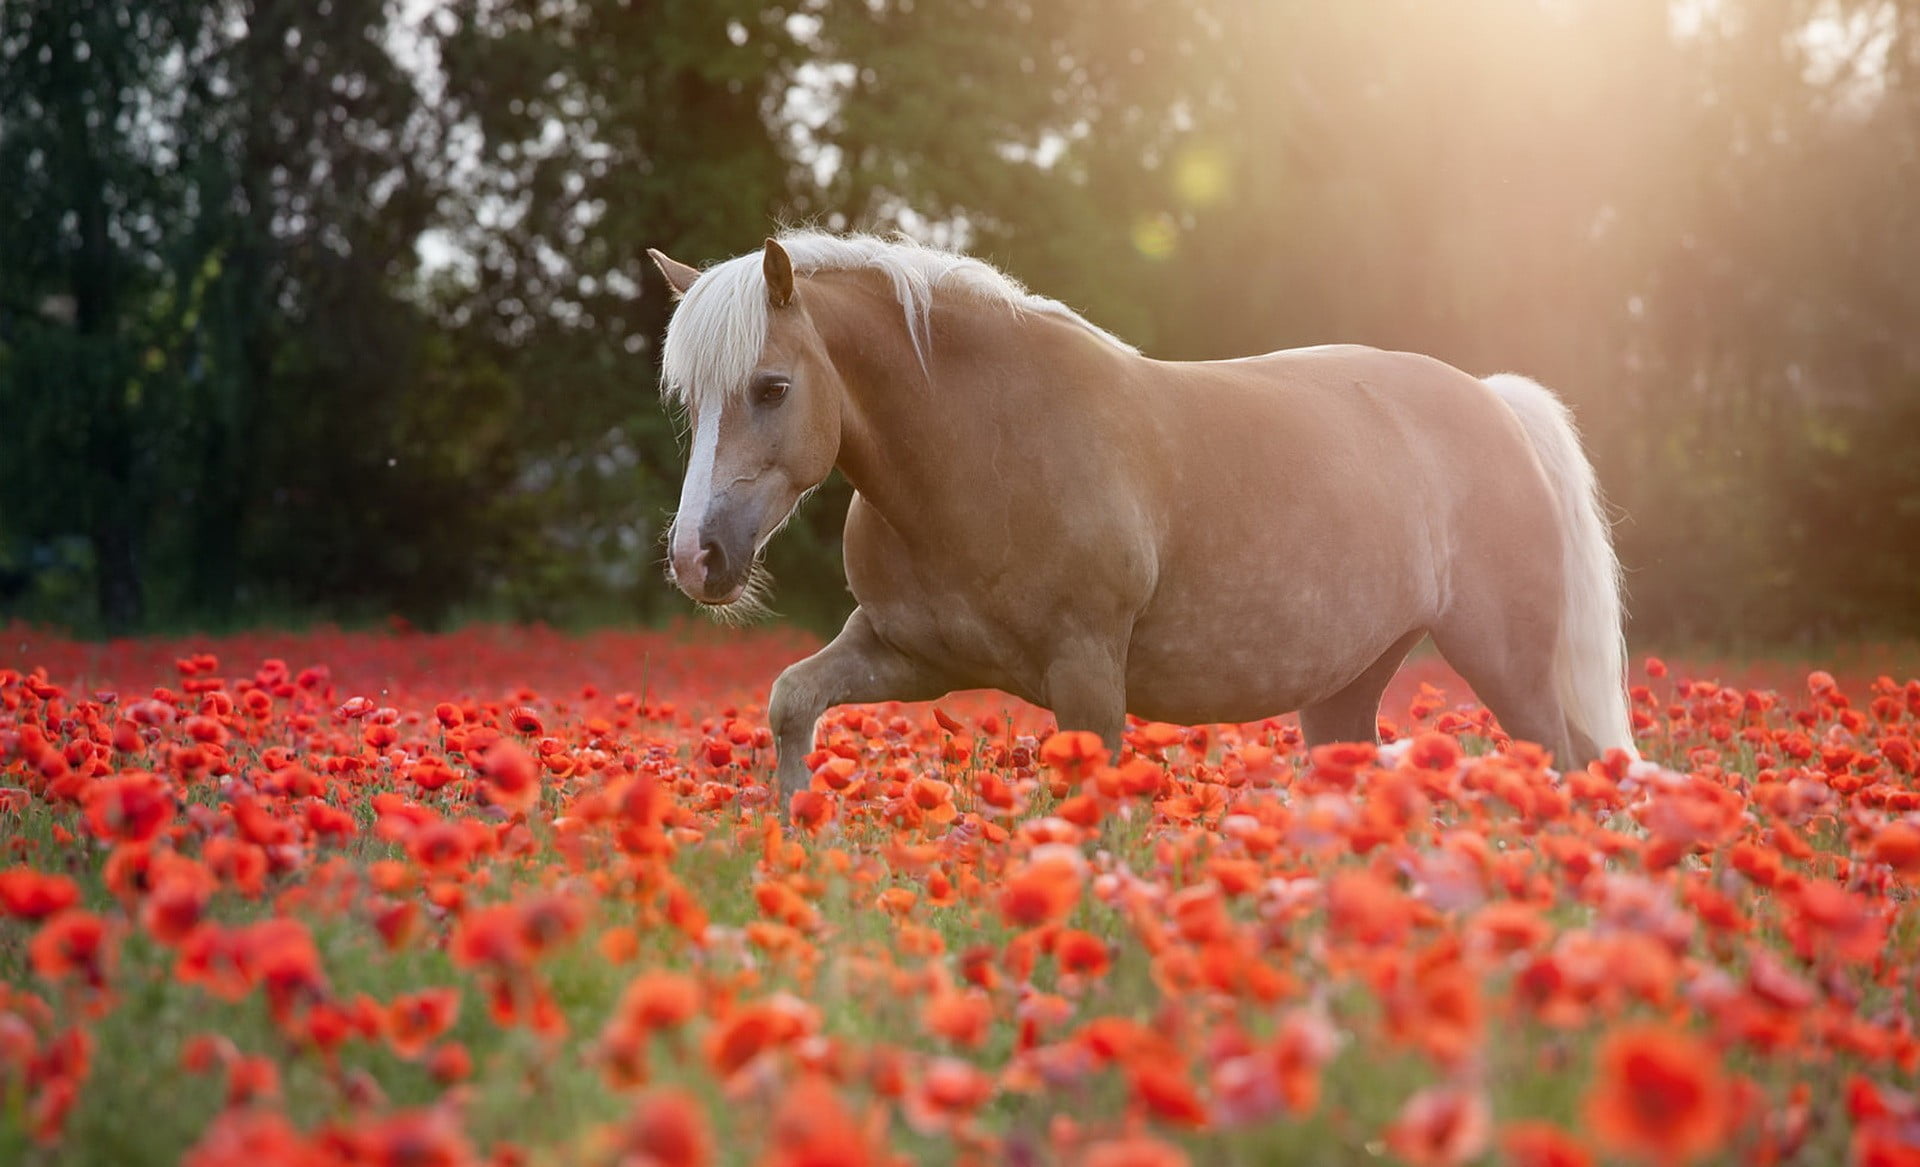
left=3, top=623, right=1919, bottom=1167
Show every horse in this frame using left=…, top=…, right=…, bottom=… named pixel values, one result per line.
left=647, top=231, right=1634, bottom=812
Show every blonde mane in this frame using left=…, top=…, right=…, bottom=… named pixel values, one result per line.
left=660, top=230, right=1137, bottom=408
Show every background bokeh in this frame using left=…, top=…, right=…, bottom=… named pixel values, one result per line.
left=2, top=0, right=1916, bottom=645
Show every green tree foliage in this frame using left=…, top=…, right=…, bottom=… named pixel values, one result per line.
left=1, top=0, right=524, bottom=631
left=0, top=0, right=202, bottom=631
left=1, top=0, right=1916, bottom=643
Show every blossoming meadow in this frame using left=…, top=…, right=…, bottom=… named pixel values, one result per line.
left=3, top=624, right=1919, bottom=1167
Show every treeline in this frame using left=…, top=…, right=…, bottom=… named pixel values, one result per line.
left=2, top=0, right=1916, bottom=644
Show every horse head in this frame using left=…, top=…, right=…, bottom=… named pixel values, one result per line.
left=650, top=238, right=843, bottom=615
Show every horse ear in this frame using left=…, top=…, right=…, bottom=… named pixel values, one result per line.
left=763, top=237, right=795, bottom=308
left=647, top=248, right=702, bottom=298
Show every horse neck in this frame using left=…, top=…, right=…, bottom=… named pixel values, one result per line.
left=807, top=269, right=1127, bottom=535
left=807, top=273, right=989, bottom=522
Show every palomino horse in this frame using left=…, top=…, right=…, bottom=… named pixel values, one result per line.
left=648, top=232, right=1634, bottom=811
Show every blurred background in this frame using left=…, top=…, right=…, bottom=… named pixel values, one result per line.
left=2, top=0, right=1915, bottom=646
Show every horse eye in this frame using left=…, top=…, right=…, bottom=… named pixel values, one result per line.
left=756, top=378, right=790, bottom=406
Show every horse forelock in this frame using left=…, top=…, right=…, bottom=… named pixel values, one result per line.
left=659, top=230, right=1136, bottom=410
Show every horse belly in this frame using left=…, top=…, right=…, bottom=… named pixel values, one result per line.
left=1122, top=492, right=1439, bottom=724
left=1124, top=595, right=1414, bottom=725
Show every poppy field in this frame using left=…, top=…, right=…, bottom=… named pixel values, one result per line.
left=3, top=624, right=1920, bottom=1167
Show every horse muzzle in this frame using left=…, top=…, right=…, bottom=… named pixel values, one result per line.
left=668, top=514, right=755, bottom=605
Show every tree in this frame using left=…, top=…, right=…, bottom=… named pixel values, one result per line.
left=1, top=0, right=523, bottom=631
left=0, top=0, right=212, bottom=630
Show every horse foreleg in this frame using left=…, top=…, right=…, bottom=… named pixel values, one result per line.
left=766, top=607, right=946, bottom=814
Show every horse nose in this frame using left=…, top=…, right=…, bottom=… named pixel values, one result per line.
left=699, top=536, right=729, bottom=586
left=670, top=541, right=712, bottom=593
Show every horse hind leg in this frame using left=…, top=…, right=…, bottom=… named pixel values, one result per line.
left=1299, top=630, right=1428, bottom=747
left=1429, top=599, right=1580, bottom=768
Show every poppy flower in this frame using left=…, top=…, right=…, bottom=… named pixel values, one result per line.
left=1500, top=1121, right=1594, bottom=1167
left=1081, top=1134, right=1191, bottom=1167
left=182, top=1110, right=313, bottom=1167
left=82, top=772, right=173, bottom=843
left=1869, top=822, right=1920, bottom=873
left=223, top=1055, right=281, bottom=1108
left=1269, top=1009, right=1339, bottom=1115
left=1791, top=877, right=1888, bottom=961
left=253, top=922, right=329, bottom=1025
left=790, top=790, right=834, bottom=832
left=1384, top=1085, right=1492, bottom=1167
left=922, top=988, right=994, bottom=1049
left=140, top=880, right=211, bottom=949
left=706, top=997, right=814, bottom=1079
left=617, top=1089, right=712, bottom=1167
left=0, top=868, right=80, bottom=921
left=480, top=739, right=541, bottom=813
left=764, top=1075, right=875, bottom=1167
left=1127, top=1061, right=1209, bottom=1127
left=1325, top=869, right=1415, bottom=947
left=616, top=971, right=701, bottom=1032
left=1584, top=1025, right=1729, bottom=1165
left=1040, top=730, right=1108, bottom=779
left=1054, top=929, right=1112, bottom=980
left=904, top=1056, right=996, bottom=1133
left=998, top=852, right=1085, bottom=929
left=385, top=988, right=462, bottom=1059
left=514, top=891, right=587, bottom=958
left=449, top=904, right=528, bottom=972
left=338, top=1106, right=476, bottom=1167
left=29, top=909, right=115, bottom=988
left=428, top=1043, right=472, bottom=1085
left=1403, top=731, right=1465, bottom=773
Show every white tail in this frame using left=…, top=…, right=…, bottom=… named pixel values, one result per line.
left=1482, top=374, right=1636, bottom=759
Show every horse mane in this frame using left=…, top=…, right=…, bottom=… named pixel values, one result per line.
left=660, top=230, right=1138, bottom=407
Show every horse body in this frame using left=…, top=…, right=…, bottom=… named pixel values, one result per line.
left=648, top=233, right=1632, bottom=812
left=1120, top=345, right=1528, bottom=725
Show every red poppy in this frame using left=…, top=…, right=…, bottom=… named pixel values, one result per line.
left=616, top=970, right=701, bottom=1032
left=764, top=1075, right=875, bottom=1167
left=480, top=739, right=541, bottom=813
left=338, top=1106, right=476, bottom=1167
left=449, top=904, right=528, bottom=972
left=1325, top=869, right=1415, bottom=947
left=82, top=772, right=174, bottom=843
left=385, top=988, right=462, bottom=1059
left=29, top=909, right=115, bottom=988
left=1082, top=1135, right=1191, bottom=1167
left=706, top=997, right=814, bottom=1079
left=1500, top=1121, right=1594, bottom=1167
left=922, top=988, right=994, bottom=1049
left=0, top=868, right=80, bottom=921
left=1584, top=1025, right=1729, bottom=1165
left=1384, top=1085, right=1492, bottom=1167
left=617, top=1089, right=712, bottom=1167
left=1040, top=730, right=1109, bottom=779
left=1792, top=877, right=1888, bottom=961
left=182, top=1109, right=314, bottom=1167
left=1128, top=1061, right=1209, bottom=1127
left=904, top=1056, right=996, bottom=1133
left=142, top=874, right=213, bottom=946
left=998, top=853, right=1085, bottom=929
left=1054, top=929, right=1112, bottom=979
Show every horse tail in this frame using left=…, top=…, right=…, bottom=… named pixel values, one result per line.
left=1481, top=373, right=1636, bottom=760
